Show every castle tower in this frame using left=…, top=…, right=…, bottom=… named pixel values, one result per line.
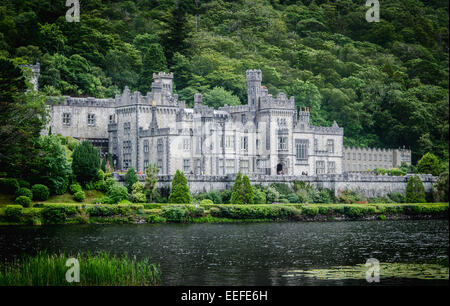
left=152, top=72, right=173, bottom=95
left=246, top=69, right=262, bottom=109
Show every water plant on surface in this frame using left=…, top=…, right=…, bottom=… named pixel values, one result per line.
left=282, top=263, right=449, bottom=281
left=0, top=251, right=161, bottom=286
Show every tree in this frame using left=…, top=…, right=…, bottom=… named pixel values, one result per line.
left=131, top=181, right=146, bottom=203
left=138, top=43, right=167, bottom=93
left=434, top=171, right=449, bottom=202
left=203, top=87, right=241, bottom=109
left=230, top=172, right=244, bottom=204
left=417, top=153, right=440, bottom=176
left=144, top=164, right=159, bottom=203
left=405, top=175, right=426, bottom=203
left=71, top=140, right=100, bottom=185
left=29, top=135, right=72, bottom=195
left=242, top=175, right=254, bottom=204
left=168, top=170, right=191, bottom=204
left=124, top=167, right=138, bottom=193
left=0, top=58, right=48, bottom=178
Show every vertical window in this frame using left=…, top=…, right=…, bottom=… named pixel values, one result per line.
left=87, top=113, right=96, bottom=126
left=183, top=159, right=191, bottom=173
left=278, top=136, right=288, bottom=150
left=143, top=140, right=149, bottom=153
left=183, top=138, right=190, bottom=151
left=157, top=138, right=163, bottom=153
left=358, top=153, right=361, bottom=160
left=316, top=161, right=325, bottom=174
left=240, top=136, right=248, bottom=150
left=347, top=152, right=350, bottom=160
left=241, top=114, right=246, bottom=124
left=363, top=153, right=366, bottom=161
left=296, top=139, right=308, bottom=160
left=144, top=160, right=149, bottom=170
left=369, top=154, right=372, bottom=161
left=63, top=113, right=71, bottom=125
left=225, top=136, right=234, bottom=149
left=157, top=159, right=163, bottom=171
left=353, top=153, right=356, bottom=160
left=109, top=115, right=114, bottom=124
left=124, top=122, right=131, bottom=135
left=226, top=159, right=234, bottom=174
left=328, top=161, right=336, bottom=174
left=327, top=139, right=334, bottom=153
left=256, top=139, right=260, bottom=151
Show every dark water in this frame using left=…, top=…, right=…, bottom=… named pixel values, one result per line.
left=0, top=220, right=448, bottom=285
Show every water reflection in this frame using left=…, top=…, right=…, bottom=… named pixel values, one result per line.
left=0, top=220, right=448, bottom=285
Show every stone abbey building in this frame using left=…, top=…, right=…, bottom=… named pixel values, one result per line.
left=38, top=66, right=410, bottom=176
left=44, top=69, right=347, bottom=176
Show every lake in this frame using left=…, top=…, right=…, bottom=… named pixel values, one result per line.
left=0, top=220, right=448, bottom=285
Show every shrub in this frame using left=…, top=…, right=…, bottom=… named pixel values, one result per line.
left=69, top=183, right=82, bottom=194
left=168, top=170, right=191, bottom=204
left=94, top=180, right=106, bottom=192
left=253, top=188, right=267, bottom=204
left=434, top=171, right=449, bottom=202
left=41, top=206, right=67, bottom=224
left=378, top=214, right=387, bottom=220
left=132, top=192, right=146, bottom=203
left=5, top=205, right=23, bottom=221
left=406, top=175, right=426, bottom=203
left=32, top=184, right=49, bottom=201
left=73, top=191, right=85, bottom=202
left=220, top=189, right=232, bottom=204
left=302, top=206, right=319, bottom=216
left=270, top=183, right=292, bottom=196
left=337, top=189, right=366, bottom=204
left=296, top=190, right=312, bottom=203
left=124, top=168, right=138, bottom=193
left=0, top=178, right=19, bottom=194
left=161, top=206, right=186, bottom=222
left=185, top=205, right=205, bottom=218
left=106, top=185, right=129, bottom=204
left=17, top=179, right=31, bottom=189
left=313, top=189, right=335, bottom=203
left=15, top=196, right=32, bottom=207
left=265, top=186, right=280, bottom=203
left=147, top=215, right=167, bottom=223
left=387, top=192, right=405, bottom=203
left=200, top=199, right=214, bottom=205
left=286, top=193, right=300, bottom=203
left=16, top=187, right=33, bottom=199
left=104, top=178, right=117, bottom=192
left=417, top=153, right=440, bottom=176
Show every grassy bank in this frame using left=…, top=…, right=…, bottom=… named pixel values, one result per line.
left=0, top=251, right=161, bottom=286
left=0, top=202, right=447, bottom=226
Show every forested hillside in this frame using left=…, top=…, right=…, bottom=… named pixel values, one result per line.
left=0, top=0, right=448, bottom=164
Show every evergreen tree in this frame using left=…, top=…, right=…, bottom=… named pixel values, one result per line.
left=71, top=140, right=100, bottom=185
left=168, top=170, right=191, bottom=204
left=242, top=175, right=254, bottom=204
left=138, top=43, right=167, bottom=93
left=417, top=153, right=440, bottom=176
left=405, top=175, right=426, bottom=203
left=144, top=163, right=159, bottom=203
left=124, top=167, right=138, bottom=193
left=230, top=172, right=244, bottom=204
left=101, top=158, right=107, bottom=172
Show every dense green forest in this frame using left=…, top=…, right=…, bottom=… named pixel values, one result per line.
left=0, top=0, right=448, bottom=165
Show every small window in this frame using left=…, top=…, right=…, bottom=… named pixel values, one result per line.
left=327, top=139, right=334, bottom=153
left=226, top=159, right=234, bottom=174
left=278, top=136, right=288, bottom=151
left=328, top=161, right=336, bottom=174
left=63, top=113, right=71, bottom=125
left=109, top=115, right=114, bottom=124
left=316, top=161, right=325, bottom=174
left=143, top=140, right=149, bottom=153
left=239, top=160, right=249, bottom=173
left=157, top=139, right=163, bottom=153
left=157, top=159, right=163, bottom=171
left=241, top=114, right=246, bottom=124
left=183, top=159, right=191, bottom=173
left=124, top=122, right=131, bottom=135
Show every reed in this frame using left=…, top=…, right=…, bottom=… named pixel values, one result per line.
left=0, top=251, right=161, bottom=286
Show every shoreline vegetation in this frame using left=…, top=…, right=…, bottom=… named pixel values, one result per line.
left=0, top=202, right=447, bottom=226
left=0, top=251, right=161, bottom=286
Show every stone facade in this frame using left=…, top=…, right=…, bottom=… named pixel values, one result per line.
left=45, top=70, right=345, bottom=176
left=343, top=147, right=412, bottom=173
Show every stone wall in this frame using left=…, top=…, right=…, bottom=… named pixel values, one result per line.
left=113, top=173, right=437, bottom=198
